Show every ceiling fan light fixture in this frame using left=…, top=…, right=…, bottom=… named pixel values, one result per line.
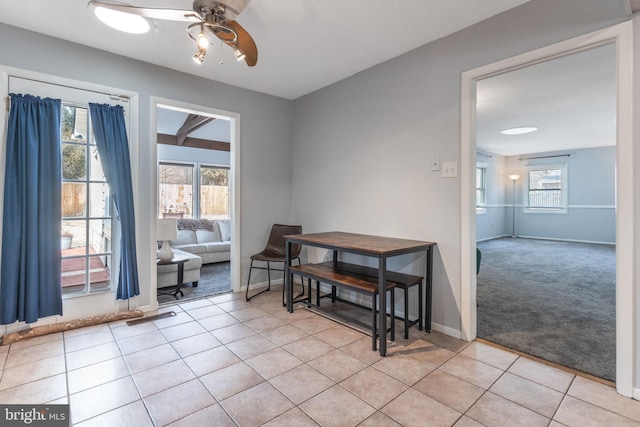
left=193, top=48, right=206, bottom=64
left=197, top=27, right=209, bottom=49
left=500, top=126, right=538, bottom=135
left=93, top=5, right=151, bottom=34
left=232, top=45, right=246, bottom=61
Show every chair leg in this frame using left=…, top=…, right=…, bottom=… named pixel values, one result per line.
left=246, top=260, right=272, bottom=302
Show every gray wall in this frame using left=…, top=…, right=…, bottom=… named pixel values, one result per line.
left=0, top=23, right=294, bottom=308
left=477, top=146, right=616, bottom=244
left=291, top=0, right=629, bottom=335
left=508, top=146, right=616, bottom=243
left=476, top=152, right=508, bottom=241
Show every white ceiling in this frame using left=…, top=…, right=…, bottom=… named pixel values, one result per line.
left=0, top=0, right=529, bottom=100
left=0, top=1, right=617, bottom=156
left=476, top=43, right=617, bottom=156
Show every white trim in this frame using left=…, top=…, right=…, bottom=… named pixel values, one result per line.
left=431, top=322, right=462, bottom=339
left=150, top=97, right=242, bottom=303
left=461, top=21, right=634, bottom=396
left=514, top=235, right=616, bottom=246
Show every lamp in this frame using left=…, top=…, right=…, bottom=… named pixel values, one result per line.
left=157, top=219, right=178, bottom=262
left=508, top=174, right=520, bottom=238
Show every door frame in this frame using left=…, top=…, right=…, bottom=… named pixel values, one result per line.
left=460, top=21, right=634, bottom=396
left=150, top=97, right=242, bottom=303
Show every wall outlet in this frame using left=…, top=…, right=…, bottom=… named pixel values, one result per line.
left=442, top=161, right=458, bottom=178
left=431, top=156, right=440, bottom=171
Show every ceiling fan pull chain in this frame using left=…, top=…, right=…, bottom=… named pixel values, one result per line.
left=219, top=39, right=225, bottom=65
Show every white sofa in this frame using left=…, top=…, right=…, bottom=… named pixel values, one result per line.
left=157, top=219, right=230, bottom=290
left=169, top=219, right=231, bottom=264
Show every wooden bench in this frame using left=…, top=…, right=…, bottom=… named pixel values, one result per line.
left=315, top=261, right=424, bottom=339
left=289, top=262, right=396, bottom=350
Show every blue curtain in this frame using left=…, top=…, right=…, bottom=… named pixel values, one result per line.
left=89, top=103, right=139, bottom=299
left=0, top=94, right=63, bottom=324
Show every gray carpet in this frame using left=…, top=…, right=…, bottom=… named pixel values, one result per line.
left=158, top=262, right=231, bottom=305
left=477, top=237, right=615, bottom=381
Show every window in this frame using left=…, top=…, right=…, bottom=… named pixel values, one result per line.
left=200, top=165, right=229, bottom=219
left=61, top=104, right=113, bottom=295
left=158, top=163, right=194, bottom=218
left=524, top=164, right=568, bottom=213
left=476, top=164, right=487, bottom=213
left=158, top=162, right=229, bottom=219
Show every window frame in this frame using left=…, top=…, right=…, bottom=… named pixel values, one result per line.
left=523, top=163, right=568, bottom=214
left=476, top=163, right=488, bottom=214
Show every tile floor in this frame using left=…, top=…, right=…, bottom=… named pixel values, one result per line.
left=1, top=288, right=639, bottom=426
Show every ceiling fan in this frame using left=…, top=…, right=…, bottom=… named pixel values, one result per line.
left=88, top=0, right=257, bottom=67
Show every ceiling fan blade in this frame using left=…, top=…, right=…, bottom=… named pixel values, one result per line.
left=88, top=1, right=201, bottom=23
left=225, top=20, right=258, bottom=67
left=221, top=0, right=251, bottom=20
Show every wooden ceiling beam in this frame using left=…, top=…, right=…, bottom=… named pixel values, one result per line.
left=176, top=114, right=215, bottom=145
left=157, top=133, right=230, bottom=152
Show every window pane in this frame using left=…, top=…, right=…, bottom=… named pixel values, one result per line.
left=62, top=143, right=87, bottom=180
left=89, top=183, right=111, bottom=218
left=61, top=256, right=87, bottom=294
left=89, top=146, right=106, bottom=181
left=159, top=163, right=194, bottom=218
left=88, top=255, right=111, bottom=292
left=89, top=219, right=112, bottom=253
left=529, top=169, right=561, bottom=190
left=62, top=182, right=86, bottom=218
left=62, top=106, right=88, bottom=143
left=61, top=219, right=87, bottom=251
left=200, top=166, right=229, bottom=219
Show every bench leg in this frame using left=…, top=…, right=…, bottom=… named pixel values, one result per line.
left=418, top=280, right=424, bottom=332
left=390, top=288, right=395, bottom=341
left=404, top=287, right=409, bottom=339
left=372, top=293, right=377, bottom=351
left=331, top=285, right=336, bottom=303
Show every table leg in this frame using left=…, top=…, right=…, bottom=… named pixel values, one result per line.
left=425, top=246, right=433, bottom=332
left=378, top=256, right=387, bottom=356
left=174, top=263, right=185, bottom=298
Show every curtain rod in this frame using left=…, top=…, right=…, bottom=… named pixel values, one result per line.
left=519, top=153, right=571, bottom=161
left=477, top=151, right=494, bottom=158
left=8, top=75, right=130, bottom=101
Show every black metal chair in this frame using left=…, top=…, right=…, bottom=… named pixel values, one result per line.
left=245, top=224, right=303, bottom=304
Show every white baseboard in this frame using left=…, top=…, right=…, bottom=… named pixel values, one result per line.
left=431, top=322, right=462, bottom=340
left=516, top=235, right=615, bottom=245
left=631, top=388, right=640, bottom=401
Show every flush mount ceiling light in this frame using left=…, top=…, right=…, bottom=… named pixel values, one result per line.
left=92, top=3, right=151, bottom=34
left=88, top=0, right=257, bottom=67
left=500, top=126, right=538, bottom=135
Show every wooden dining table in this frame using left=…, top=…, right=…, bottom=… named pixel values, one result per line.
left=284, top=231, right=436, bottom=356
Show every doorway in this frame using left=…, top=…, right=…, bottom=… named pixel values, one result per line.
left=474, top=43, right=617, bottom=381
left=151, top=97, right=242, bottom=304
left=460, top=22, right=633, bottom=395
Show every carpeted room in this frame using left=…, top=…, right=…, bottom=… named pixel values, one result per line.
left=474, top=42, right=617, bottom=382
